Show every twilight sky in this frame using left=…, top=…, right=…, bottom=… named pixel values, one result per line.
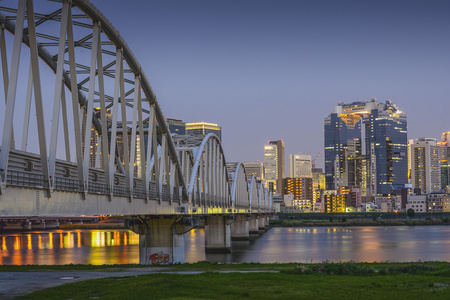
left=91, top=0, right=450, bottom=169
left=3, top=0, right=450, bottom=170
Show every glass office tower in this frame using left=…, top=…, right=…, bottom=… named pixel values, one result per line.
left=324, top=99, right=408, bottom=196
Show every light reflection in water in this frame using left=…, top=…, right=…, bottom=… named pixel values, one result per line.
left=0, top=230, right=140, bottom=265
left=27, top=234, right=32, bottom=250
left=1, top=226, right=450, bottom=265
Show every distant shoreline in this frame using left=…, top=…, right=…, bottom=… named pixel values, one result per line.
left=271, top=218, right=450, bottom=227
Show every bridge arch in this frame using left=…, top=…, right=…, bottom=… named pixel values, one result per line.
left=249, top=175, right=259, bottom=211
left=0, top=0, right=187, bottom=203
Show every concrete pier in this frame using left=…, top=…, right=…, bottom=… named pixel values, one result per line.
left=130, top=217, right=186, bottom=265
left=31, top=221, right=46, bottom=230
left=248, top=215, right=259, bottom=239
left=205, top=215, right=232, bottom=253
left=258, top=216, right=266, bottom=233
left=22, top=220, right=31, bottom=230
left=231, top=214, right=250, bottom=241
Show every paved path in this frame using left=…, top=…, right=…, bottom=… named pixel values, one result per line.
left=0, top=268, right=277, bottom=299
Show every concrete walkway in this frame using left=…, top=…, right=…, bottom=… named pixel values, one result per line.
left=0, top=268, right=278, bottom=299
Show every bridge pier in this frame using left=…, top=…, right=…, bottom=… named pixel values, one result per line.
left=258, top=216, right=266, bottom=233
left=265, top=216, right=270, bottom=230
left=128, top=217, right=192, bottom=265
left=231, top=214, right=250, bottom=241
left=248, top=215, right=259, bottom=237
left=205, top=215, right=233, bottom=253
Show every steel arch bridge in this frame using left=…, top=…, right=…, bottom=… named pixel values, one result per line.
left=0, top=0, right=273, bottom=217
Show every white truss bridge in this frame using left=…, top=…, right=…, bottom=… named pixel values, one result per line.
left=0, top=0, right=273, bottom=218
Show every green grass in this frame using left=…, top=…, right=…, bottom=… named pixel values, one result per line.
left=8, top=262, right=450, bottom=299
left=15, top=272, right=450, bottom=299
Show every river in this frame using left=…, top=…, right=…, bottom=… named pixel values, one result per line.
left=1, top=226, right=450, bottom=265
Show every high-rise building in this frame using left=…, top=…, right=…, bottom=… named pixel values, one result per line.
left=312, top=168, right=325, bottom=206
left=264, top=140, right=285, bottom=194
left=410, top=138, right=441, bottom=194
left=282, top=177, right=313, bottom=201
left=165, top=118, right=186, bottom=135
left=288, top=154, right=312, bottom=178
left=324, top=98, right=408, bottom=196
left=186, top=122, right=222, bottom=141
left=437, top=131, right=450, bottom=190
left=243, top=162, right=264, bottom=181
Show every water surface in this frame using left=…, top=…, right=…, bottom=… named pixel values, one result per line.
left=1, top=226, right=450, bottom=265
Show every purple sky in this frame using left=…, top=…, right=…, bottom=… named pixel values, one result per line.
left=91, top=0, right=450, bottom=169
left=3, top=0, right=450, bottom=170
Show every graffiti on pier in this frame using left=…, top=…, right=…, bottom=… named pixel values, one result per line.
left=149, top=252, right=170, bottom=264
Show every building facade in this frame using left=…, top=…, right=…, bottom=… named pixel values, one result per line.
left=282, top=177, right=313, bottom=201
left=410, top=138, right=441, bottom=194
left=264, top=140, right=285, bottom=194
left=186, top=122, right=222, bottom=141
left=165, top=118, right=186, bottom=135
left=324, top=98, right=408, bottom=196
left=437, top=131, right=450, bottom=190
left=243, top=162, right=265, bottom=181
left=288, top=154, right=312, bottom=178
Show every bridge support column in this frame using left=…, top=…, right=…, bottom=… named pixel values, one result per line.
left=231, top=214, right=250, bottom=241
left=265, top=216, right=270, bottom=229
left=205, top=215, right=232, bottom=253
left=249, top=215, right=259, bottom=237
left=128, top=217, right=188, bottom=265
left=258, top=216, right=266, bottom=233
left=22, top=220, right=31, bottom=230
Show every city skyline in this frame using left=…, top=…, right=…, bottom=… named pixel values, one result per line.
left=90, top=0, right=449, bottom=168
left=0, top=0, right=448, bottom=170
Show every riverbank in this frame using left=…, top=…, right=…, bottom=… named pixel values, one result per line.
left=271, top=217, right=450, bottom=227
left=6, top=262, right=450, bottom=299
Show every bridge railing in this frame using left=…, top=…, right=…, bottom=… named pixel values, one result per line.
left=54, top=177, right=83, bottom=192
left=6, top=170, right=47, bottom=188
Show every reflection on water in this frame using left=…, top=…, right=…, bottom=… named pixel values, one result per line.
left=0, top=230, right=140, bottom=265
left=1, top=226, right=450, bottom=265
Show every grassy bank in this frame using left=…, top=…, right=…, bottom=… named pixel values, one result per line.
left=14, top=262, right=450, bottom=299
left=271, top=217, right=450, bottom=227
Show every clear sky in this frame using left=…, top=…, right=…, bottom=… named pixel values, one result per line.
left=4, top=0, right=450, bottom=170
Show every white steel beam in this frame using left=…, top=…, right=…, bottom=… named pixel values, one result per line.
left=82, top=22, right=100, bottom=184
left=67, top=6, right=85, bottom=188
left=128, top=75, right=140, bottom=194
left=60, top=87, right=70, bottom=161
left=48, top=0, right=70, bottom=186
left=108, top=48, right=123, bottom=187
left=137, top=87, right=146, bottom=193
left=96, top=28, right=110, bottom=191
left=26, top=0, right=50, bottom=192
left=119, top=55, right=130, bottom=192
left=0, top=26, right=15, bottom=149
left=0, top=0, right=25, bottom=184
left=144, top=105, right=155, bottom=195
left=21, top=64, right=33, bottom=151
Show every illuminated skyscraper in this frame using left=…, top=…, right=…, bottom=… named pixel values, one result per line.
left=324, top=98, right=408, bottom=196
left=264, top=140, right=285, bottom=193
left=437, top=131, right=450, bottom=190
left=186, top=122, right=221, bottom=141
left=410, top=138, right=441, bottom=194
